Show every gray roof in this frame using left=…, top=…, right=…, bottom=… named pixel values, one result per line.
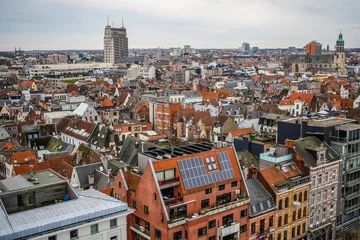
left=74, top=162, right=106, bottom=188
left=183, top=90, right=201, bottom=98
left=0, top=189, right=129, bottom=239
left=294, top=136, right=340, bottom=167
left=287, top=54, right=334, bottom=64
left=0, top=175, right=33, bottom=191
left=246, top=178, right=276, bottom=217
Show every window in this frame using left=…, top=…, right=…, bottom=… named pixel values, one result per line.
left=293, top=194, right=297, bottom=201
left=303, top=207, right=307, bottom=217
left=310, top=213, right=314, bottom=225
left=284, top=231, right=288, bottom=240
left=118, top=181, right=122, bottom=188
left=284, top=214, right=288, bottom=225
left=240, top=224, right=247, bottom=233
left=292, top=227, right=295, bottom=238
left=269, top=216, right=273, bottom=227
left=48, top=236, right=56, bottom=240
left=325, top=172, right=329, bottom=182
left=155, top=229, right=161, bottom=239
left=90, top=224, right=98, bottom=234
left=145, top=221, right=150, bottom=231
left=144, top=205, right=149, bottom=215
left=153, top=193, right=157, bottom=201
left=324, top=190, right=327, bottom=200
left=231, top=181, right=237, bottom=187
left=318, top=175, right=322, bottom=185
left=260, top=219, right=265, bottom=234
left=302, top=222, right=306, bottom=233
left=331, top=187, right=335, bottom=197
left=332, top=169, right=336, bottom=180
left=70, top=230, right=78, bottom=239
left=110, top=218, right=117, bottom=228
left=198, top=227, right=207, bottom=237
left=330, top=205, right=334, bottom=217
left=173, top=231, right=182, bottom=240
left=201, top=199, right=210, bottom=209
left=209, top=237, right=216, bottom=240
left=293, top=211, right=296, bottom=221
left=312, top=176, right=316, bottom=186
left=222, top=214, right=233, bottom=227
left=135, top=216, right=141, bottom=225
left=133, top=200, right=137, bottom=209
left=218, top=184, right=225, bottom=191
left=241, top=209, right=247, bottom=218
left=208, top=220, right=216, bottom=229
left=110, top=237, right=117, bottom=240
left=304, top=191, right=308, bottom=201
left=205, top=188, right=212, bottom=195
left=298, top=209, right=302, bottom=219
left=278, top=216, right=282, bottom=227
left=156, top=169, right=175, bottom=181
left=285, top=197, right=289, bottom=208
left=299, top=192, right=302, bottom=202
left=251, top=222, right=256, bottom=234
left=311, top=193, right=315, bottom=204
left=297, top=225, right=301, bottom=235
left=278, top=199, right=283, bottom=210
left=322, top=208, right=326, bottom=221
left=277, top=233, right=281, bottom=240
left=317, top=192, right=321, bottom=202
left=205, top=156, right=218, bottom=171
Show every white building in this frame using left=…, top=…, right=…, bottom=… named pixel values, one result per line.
left=43, top=111, right=74, bottom=124
left=73, top=102, right=101, bottom=124
left=0, top=170, right=133, bottom=240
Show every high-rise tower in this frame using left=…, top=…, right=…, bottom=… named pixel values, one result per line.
left=104, top=19, right=128, bottom=63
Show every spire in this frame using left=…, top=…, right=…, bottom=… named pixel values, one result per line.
left=107, top=16, right=109, bottom=26
left=122, top=18, right=124, bottom=28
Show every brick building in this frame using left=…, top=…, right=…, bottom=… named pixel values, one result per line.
left=114, top=143, right=250, bottom=240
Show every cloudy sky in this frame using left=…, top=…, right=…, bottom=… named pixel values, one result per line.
left=0, top=0, right=359, bottom=50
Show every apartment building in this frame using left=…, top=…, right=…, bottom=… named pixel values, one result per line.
left=114, top=143, right=250, bottom=240
left=287, top=137, right=341, bottom=240
left=259, top=164, right=310, bottom=240
left=155, top=102, right=181, bottom=135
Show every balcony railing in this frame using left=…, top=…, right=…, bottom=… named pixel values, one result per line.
left=164, top=196, right=183, bottom=205
left=131, top=224, right=150, bottom=237
left=158, top=177, right=180, bottom=186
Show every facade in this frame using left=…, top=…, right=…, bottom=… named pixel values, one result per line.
left=155, top=102, right=181, bottom=135
left=0, top=170, right=133, bottom=240
left=330, top=123, right=360, bottom=237
left=278, top=93, right=317, bottom=117
left=242, top=42, right=250, bottom=52
left=259, top=165, right=311, bottom=240
left=73, top=102, right=101, bottom=124
left=287, top=137, right=341, bottom=240
left=104, top=23, right=129, bottom=63
left=114, top=143, right=250, bottom=240
left=306, top=41, right=322, bottom=55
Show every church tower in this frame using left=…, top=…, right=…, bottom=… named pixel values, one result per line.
left=335, top=32, right=346, bottom=75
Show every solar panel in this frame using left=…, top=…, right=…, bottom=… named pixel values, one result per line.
left=178, top=151, right=236, bottom=190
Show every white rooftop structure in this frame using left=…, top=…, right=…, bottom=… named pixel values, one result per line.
left=73, top=103, right=89, bottom=117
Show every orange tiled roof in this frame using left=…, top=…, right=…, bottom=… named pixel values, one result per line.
left=9, top=151, right=37, bottom=164
left=279, top=92, right=314, bottom=106
left=102, top=98, right=114, bottom=107
left=99, top=187, right=113, bottom=196
left=199, top=91, right=218, bottom=100
left=230, top=126, right=255, bottom=137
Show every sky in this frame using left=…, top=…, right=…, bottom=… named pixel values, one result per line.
left=0, top=0, right=360, bottom=51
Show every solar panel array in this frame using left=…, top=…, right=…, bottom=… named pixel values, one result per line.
left=178, top=151, right=235, bottom=190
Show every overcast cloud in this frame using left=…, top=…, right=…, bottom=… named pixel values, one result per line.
left=0, top=0, right=359, bottom=50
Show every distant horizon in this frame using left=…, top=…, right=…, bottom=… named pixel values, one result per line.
left=1, top=0, right=360, bottom=51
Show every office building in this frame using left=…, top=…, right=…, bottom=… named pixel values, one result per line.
left=242, top=42, right=250, bottom=53
left=0, top=169, right=133, bottom=240
left=104, top=20, right=129, bottom=63
left=306, top=41, right=322, bottom=55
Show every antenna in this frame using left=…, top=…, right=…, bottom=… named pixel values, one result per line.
left=112, top=21, right=113, bottom=27
left=107, top=16, right=109, bottom=26
left=122, top=18, right=124, bottom=27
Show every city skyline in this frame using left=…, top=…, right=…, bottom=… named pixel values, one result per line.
left=1, top=0, right=360, bottom=51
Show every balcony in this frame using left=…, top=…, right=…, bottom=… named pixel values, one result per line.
left=130, top=224, right=150, bottom=240
left=218, top=222, right=240, bottom=239
left=200, top=197, right=250, bottom=216
left=158, top=177, right=180, bottom=187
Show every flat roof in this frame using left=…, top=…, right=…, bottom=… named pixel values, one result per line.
left=281, top=117, right=356, bottom=127
left=31, top=63, right=116, bottom=70
left=0, top=189, right=130, bottom=239
left=336, top=123, right=360, bottom=131
left=43, top=111, right=74, bottom=118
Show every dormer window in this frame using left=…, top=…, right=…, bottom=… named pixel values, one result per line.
left=205, top=156, right=218, bottom=172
